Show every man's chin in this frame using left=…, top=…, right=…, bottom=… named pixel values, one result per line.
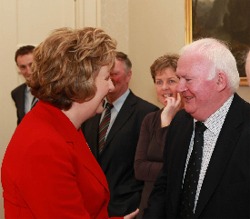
left=183, top=105, right=193, bottom=114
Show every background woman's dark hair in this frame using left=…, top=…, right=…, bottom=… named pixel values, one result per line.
left=150, top=54, right=179, bottom=82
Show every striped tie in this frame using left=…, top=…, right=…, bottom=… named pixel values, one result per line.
left=98, top=103, right=113, bottom=153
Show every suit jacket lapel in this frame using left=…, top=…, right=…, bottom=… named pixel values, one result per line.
left=21, top=84, right=26, bottom=114
left=13, top=83, right=27, bottom=120
left=170, top=114, right=194, bottom=214
left=104, top=92, right=136, bottom=147
left=196, top=94, right=244, bottom=216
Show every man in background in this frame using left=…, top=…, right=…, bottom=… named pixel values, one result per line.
left=11, top=45, right=36, bottom=125
left=245, top=49, right=250, bottom=86
left=82, top=51, right=159, bottom=217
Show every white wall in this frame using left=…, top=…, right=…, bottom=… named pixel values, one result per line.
left=129, top=0, right=186, bottom=107
left=99, top=0, right=129, bottom=53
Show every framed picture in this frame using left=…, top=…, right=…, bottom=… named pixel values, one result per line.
left=185, top=0, right=250, bottom=86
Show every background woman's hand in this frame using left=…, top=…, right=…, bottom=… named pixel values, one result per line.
left=124, top=208, right=139, bottom=219
left=161, top=93, right=182, bottom=127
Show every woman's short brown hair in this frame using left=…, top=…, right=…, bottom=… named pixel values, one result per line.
left=28, top=27, right=117, bottom=110
left=150, top=54, right=179, bottom=82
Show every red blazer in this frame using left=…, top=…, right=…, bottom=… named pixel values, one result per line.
left=1, top=101, right=122, bottom=219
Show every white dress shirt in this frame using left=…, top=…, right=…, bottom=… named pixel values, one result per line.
left=183, top=95, right=234, bottom=212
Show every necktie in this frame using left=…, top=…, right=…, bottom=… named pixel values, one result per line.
left=179, top=121, right=207, bottom=218
left=98, top=103, right=113, bottom=153
left=31, top=97, right=38, bottom=109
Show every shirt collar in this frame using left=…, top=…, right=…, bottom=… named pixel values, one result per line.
left=203, top=95, right=234, bottom=134
left=106, top=89, right=130, bottom=112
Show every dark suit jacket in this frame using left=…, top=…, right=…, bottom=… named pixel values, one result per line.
left=11, top=83, right=27, bottom=125
left=143, top=94, right=250, bottom=219
left=2, top=101, right=123, bottom=219
left=82, top=91, right=159, bottom=217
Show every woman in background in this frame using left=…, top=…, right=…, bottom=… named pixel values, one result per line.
left=1, top=27, right=138, bottom=219
left=134, top=54, right=182, bottom=219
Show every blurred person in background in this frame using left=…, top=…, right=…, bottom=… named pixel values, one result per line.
left=134, top=54, right=182, bottom=219
left=11, top=45, right=36, bottom=125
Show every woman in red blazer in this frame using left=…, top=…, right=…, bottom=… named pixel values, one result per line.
left=1, top=27, right=138, bottom=219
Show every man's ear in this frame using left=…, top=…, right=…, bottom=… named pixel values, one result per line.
left=216, top=72, right=227, bottom=91
left=127, top=70, right=132, bottom=82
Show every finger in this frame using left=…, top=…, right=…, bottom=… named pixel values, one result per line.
left=175, top=93, right=182, bottom=104
left=124, top=208, right=139, bottom=219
